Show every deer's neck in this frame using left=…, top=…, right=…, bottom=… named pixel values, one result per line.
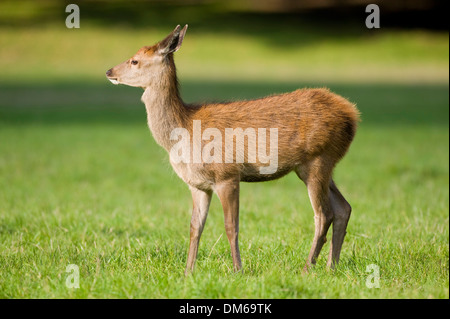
left=141, top=57, right=189, bottom=151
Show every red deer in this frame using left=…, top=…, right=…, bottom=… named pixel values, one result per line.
left=106, top=25, right=359, bottom=274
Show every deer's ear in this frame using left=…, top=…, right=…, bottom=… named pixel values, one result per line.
left=158, top=24, right=188, bottom=56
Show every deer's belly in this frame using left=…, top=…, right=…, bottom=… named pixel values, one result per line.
left=170, top=161, right=215, bottom=191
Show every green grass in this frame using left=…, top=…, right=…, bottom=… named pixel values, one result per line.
left=0, top=81, right=448, bottom=298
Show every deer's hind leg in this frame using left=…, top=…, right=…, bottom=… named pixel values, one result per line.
left=327, top=180, right=352, bottom=268
left=296, top=158, right=334, bottom=272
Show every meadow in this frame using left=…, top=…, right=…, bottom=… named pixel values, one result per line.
left=0, top=2, right=448, bottom=299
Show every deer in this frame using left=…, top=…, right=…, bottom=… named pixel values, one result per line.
left=105, top=25, right=359, bottom=275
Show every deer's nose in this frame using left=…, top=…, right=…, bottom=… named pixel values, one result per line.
left=106, top=69, right=113, bottom=77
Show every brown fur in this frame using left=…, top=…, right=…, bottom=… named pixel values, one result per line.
left=106, top=25, right=360, bottom=274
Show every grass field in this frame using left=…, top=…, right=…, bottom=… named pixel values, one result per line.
left=0, top=2, right=448, bottom=299
left=0, top=81, right=448, bottom=298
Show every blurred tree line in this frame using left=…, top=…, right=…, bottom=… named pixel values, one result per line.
left=0, top=0, right=446, bottom=30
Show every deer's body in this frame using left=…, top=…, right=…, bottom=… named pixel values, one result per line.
left=107, top=25, right=359, bottom=274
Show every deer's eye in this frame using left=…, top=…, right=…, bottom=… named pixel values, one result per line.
left=131, top=60, right=138, bottom=65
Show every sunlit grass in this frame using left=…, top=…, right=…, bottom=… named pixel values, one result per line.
left=0, top=82, right=448, bottom=298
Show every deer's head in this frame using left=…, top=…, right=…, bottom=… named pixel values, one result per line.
left=106, top=25, right=187, bottom=88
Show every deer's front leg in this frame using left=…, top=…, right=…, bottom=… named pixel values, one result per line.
left=215, top=179, right=242, bottom=272
left=185, top=186, right=212, bottom=276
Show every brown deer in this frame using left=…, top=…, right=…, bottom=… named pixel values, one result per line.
left=106, top=25, right=359, bottom=275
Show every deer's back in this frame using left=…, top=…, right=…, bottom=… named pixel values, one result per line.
left=191, top=88, right=358, bottom=158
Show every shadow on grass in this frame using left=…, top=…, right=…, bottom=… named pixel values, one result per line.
left=0, top=80, right=448, bottom=127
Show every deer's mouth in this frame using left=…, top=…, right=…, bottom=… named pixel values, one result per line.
left=107, top=77, right=119, bottom=85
